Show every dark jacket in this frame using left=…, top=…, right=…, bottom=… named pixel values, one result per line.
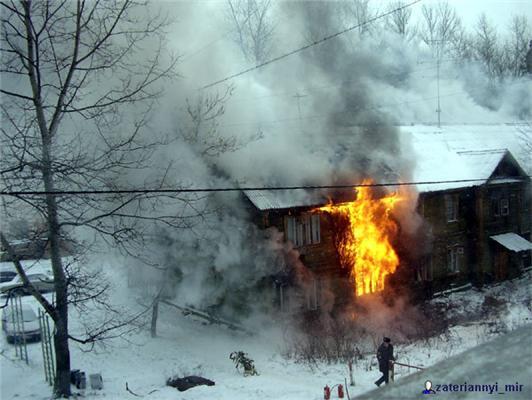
left=377, top=343, right=395, bottom=372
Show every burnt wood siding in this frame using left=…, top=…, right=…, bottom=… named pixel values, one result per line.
left=238, top=192, right=346, bottom=275
left=267, top=210, right=341, bottom=273
left=249, top=205, right=354, bottom=307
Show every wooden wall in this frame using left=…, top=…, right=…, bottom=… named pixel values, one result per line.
left=419, top=180, right=530, bottom=290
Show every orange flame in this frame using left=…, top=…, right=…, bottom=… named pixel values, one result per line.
left=318, top=180, right=402, bottom=296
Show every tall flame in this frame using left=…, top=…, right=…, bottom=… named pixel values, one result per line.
left=318, top=180, right=402, bottom=296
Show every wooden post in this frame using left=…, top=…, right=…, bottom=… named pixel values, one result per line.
left=476, top=186, right=486, bottom=286
left=348, top=359, right=354, bottom=386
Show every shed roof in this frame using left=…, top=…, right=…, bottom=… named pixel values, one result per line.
left=490, top=233, right=532, bottom=252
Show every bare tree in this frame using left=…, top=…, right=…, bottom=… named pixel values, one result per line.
left=0, top=1, right=202, bottom=397
left=448, top=25, right=474, bottom=62
left=419, top=3, right=438, bottom=45
left=181, top=86, right=239, bottom=158
left=419, top=1, right=462, bottom=53
left=226, top=0, right=275, bottom=64
left=473, top=13, right=506, bottom=78
left=181, top=86, right=263, bottom=160
left=385, top=0, right=416, bottom=39
left=343, top=0, right=376, bottom=38
left=505, top=15, right=531, bottom=77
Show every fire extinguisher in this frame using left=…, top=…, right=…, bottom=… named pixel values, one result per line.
left=338, top=384, right=344, bottom=399
left=324, top=385, right=331, bottom=400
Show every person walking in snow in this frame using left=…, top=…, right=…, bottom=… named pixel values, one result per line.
left=375, top=337, right=395, bottom=387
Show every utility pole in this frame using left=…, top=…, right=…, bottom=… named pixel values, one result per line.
left=293, top=92, right=307, bottom=133
left=428, top=39, right=448, bottom=128
left=436, top=52, right=441, bottom=128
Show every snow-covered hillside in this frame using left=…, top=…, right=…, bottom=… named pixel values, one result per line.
left=356, top=323, right=532, bottom=399
left=1, top=271, right=530, bottom=400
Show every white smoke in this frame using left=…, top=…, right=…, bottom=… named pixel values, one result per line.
left=120, top=0, right=530, bottom=323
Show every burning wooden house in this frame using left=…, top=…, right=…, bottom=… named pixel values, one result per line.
left=243, top=183, right=409, bottom=313
left=242, top=131, right=531, bottom=311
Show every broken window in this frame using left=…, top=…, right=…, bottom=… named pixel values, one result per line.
left=285, top=213, right=321, bottom=247
left=445, top=194, right=459, bottom=222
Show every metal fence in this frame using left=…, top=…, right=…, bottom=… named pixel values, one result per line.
left=9, top=295, right=28, bottom=364
left=38, top=309, right=55, bottom=385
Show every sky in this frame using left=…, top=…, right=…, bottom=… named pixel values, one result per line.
left=432, top=0, right=532, bottom=26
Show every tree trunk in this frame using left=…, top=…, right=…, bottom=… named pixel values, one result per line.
left=42, top=136, right=71, bottom=397
left=45, top=191, right=71, bottom=398
left=53, top=314, right=71, bottom=397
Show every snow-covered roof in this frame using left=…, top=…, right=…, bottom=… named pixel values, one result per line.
left=412, top=148, right=510, bottom=193
left=405, top=124, right=528, bottom=193
left=243, top=189, right=328, bottom=211
left=458, top=149, right=508, bottom=178
left=243, top=124, right=529, bottom=209
left=403, top=123, right=526, bottom=156
left=490, top=233, right=532, bottom=252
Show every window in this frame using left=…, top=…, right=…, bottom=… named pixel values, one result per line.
left=445, top=195, right=459, bottom=222
left=285, top=213, right=320, bottom=247
left=491, top=195, right=510, bottom=217
left=500, top=198, right=510, bottom=216
left=447, top=247, right=463, bottom=274
left=417, top=257, right=433, bottom=281
left=491, top=197, right=500, bottom=217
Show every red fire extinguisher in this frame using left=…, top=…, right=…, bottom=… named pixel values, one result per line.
left=338, top=384, right=344, bottom=399
left=324, top=385, right=331, bottom=400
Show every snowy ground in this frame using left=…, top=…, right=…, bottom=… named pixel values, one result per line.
left=1, top=271, right=530, bottom=400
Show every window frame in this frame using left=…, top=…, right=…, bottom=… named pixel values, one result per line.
left=417, top=256, right=433, bottom=282
left=444, top=194, right=459, bottom=222
left=285, top=213, right=321, bottom=247
left=500, top=198, right=510, bottom=216
left=447, top=246, right=463, bottom=274
left=491, top=193, right=510, bottom=218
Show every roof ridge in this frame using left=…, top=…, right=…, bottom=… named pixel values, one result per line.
left=456, top=148, right=508, bottom=155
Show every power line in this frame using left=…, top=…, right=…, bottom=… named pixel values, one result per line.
left=2, top=177, right=527, bottom=197
left=226, top=62, right=447, bottom=105
left=180, top=31, right=232, bottom=63
left=201, top=0, right=423, bottom=89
